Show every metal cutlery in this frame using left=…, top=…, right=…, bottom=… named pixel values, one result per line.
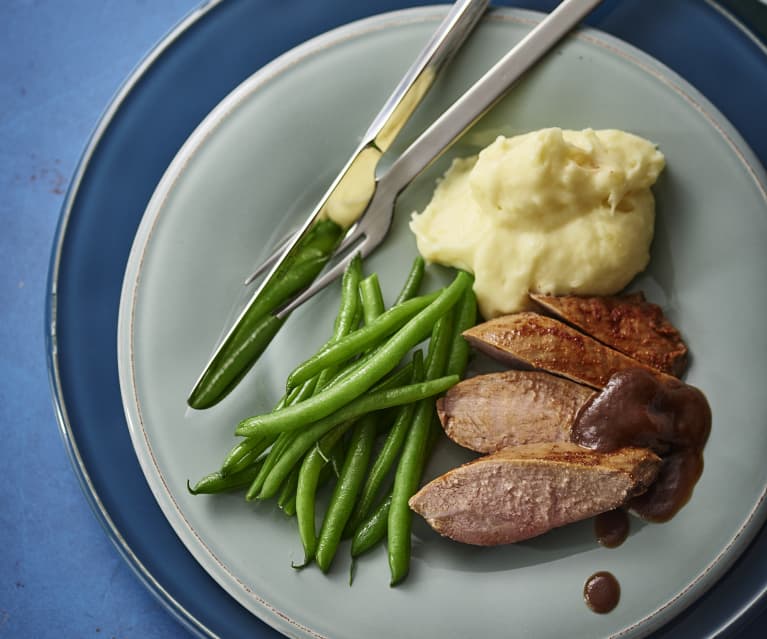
left=189, top=0, right=604, bottom=408
left=188, top=0, right=490, bottom=407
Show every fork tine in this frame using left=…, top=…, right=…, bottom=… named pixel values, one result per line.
left=275, top=179, right=400, bottom=318
left=243, top=229, right=298, bottom=285
left=275, top=232, right=381, bottom=319
left=334, top=221, right=368, bottom=254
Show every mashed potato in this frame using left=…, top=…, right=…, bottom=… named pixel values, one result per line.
left=409, top=128, right=665, bottom=318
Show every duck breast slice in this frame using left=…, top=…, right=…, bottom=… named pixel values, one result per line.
left=437, top=370, right=595, bottom=453
left=409, top=442, right=661, bottom=546
left=530, top=293, right=688, bottom=377
left=463, top=312, right=677, bottom=390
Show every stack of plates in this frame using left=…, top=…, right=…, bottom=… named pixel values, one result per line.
left=48, top=1, right=767, bottom=637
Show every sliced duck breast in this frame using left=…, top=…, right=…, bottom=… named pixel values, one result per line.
left=437, top=370, right=595, bottom=453
left=530, top=292, right=688, bottom=376
left=409, top=442, right=661, bottom=546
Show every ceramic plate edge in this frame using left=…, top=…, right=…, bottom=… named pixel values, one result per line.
left=46, top=1, right=228, bottom=638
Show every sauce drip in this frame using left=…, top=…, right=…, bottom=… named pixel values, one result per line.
left=572, top=368, right=711, bottom=522
left=594, top=509, right=630, bottom=548
left=584, top=571, right=620, bottom=613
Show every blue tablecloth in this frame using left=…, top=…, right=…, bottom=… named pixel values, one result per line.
left=1, top=1, right=765, bottom=637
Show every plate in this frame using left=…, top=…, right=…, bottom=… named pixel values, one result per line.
left=47, top=1, right=767, bottom=637
left=116, top=6, right=767, bottom=639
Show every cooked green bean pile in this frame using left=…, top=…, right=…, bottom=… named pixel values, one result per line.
left=189, top=256, right=476, bottom=585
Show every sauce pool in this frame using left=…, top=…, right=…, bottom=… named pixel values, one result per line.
left=571, top=368, right=711, bottom=522
left=584, top=571, right=621, bottom=613
left=594, top=509, right=630, bottom=548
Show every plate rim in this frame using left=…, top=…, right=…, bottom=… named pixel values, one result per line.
left=45, top=1, right=228, bottom=638
left=46, top=1, right=767, bottom=638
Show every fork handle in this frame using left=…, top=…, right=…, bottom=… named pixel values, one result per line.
left=386, top=0, right=604, bottom=189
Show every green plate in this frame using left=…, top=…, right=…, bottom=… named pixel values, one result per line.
left=118, top=8, right=767, bottom=639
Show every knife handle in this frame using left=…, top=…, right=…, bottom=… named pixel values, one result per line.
left=364, top=0, right=490, bottom=152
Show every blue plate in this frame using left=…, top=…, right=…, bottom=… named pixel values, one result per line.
left=46, top=1, right=767, bottom=637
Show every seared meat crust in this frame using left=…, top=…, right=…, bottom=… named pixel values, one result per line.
left=530, top=293, right=688, bottom=376
left=463, top=312, right=677, bottom=390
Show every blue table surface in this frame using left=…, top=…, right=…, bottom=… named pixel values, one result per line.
left=2, top=1, right=766, bottom=638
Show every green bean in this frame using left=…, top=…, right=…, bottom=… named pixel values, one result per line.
left=221, top=386, right=296, bottom=475
left=359, top=273, right=385, bottom=324
left=295, top=428, right=348, bottom=565
left=315, top=415, right=377, bottom=572
left=274, top=379, right=309, bottom=411
left=332, top=254, right=363, bottom=335
left=394, top=256, right=425, bottom=305
left=327, top=437, right=347, bottom=479
left=312, top=254, right=362, bottom=361
left=388, top=308, right=455, bottom=586
left=285, top=374, right=320, bottom=409
left=245, top=430, right=296, bottom=501
left=244, top=373, right=454, bottom=447
left=254, top=375, right=459, bottom=497
left=308, top=262, right=425, bottom=398
left=351, top=408, right=443, bottom=559
left=187, top=219, right=344, bottom=409
left=256, top=366, right=448, bottom=499
left=221, top=435, right=274, bottom=476
left=313, top=257, right=362, bottom=391
left=345, top=351, right=424, bottom=536
left=286, top=291, right=440, bottom=390
left=226, top=372, right=318, bottom=481
left=271, top=391, right=290, bottom=413
left=219, top=378, right=307, bottom=475
left=328, top=358, right=416, bottom=439
left=317, top=345, right=413, bottom=397
left=277, top=465, right=300, bottom=512
left=187, top=461, right=263, bottom=495
left=282, top=493, right=297, bottom=517
left=321, top=357, right=412, bottom=414
left=238, top=271, right=471, bottom=436
left=367, top=360, right=414, bottom=394
left=348, top=262, right=425, bottom=568
left=315, top=261, right=423, bottom=393
left=425, top=310, right=455, bottom=385
left=445, top=282, right=477, bottom=377
left=351, top=492, right=392, bottom=558
left=244, top=374, right=316, bottom=499
left=294, top=362, right=420, bottom=556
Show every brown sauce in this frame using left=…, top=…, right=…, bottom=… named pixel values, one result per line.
left=584, top=571, right=620, bottom=613
left=594, top=509, right=630, bottom=548
left=572, top=368, right=711, bottom=522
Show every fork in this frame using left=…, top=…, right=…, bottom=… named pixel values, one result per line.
left=268, top=0, right=604, bottom=319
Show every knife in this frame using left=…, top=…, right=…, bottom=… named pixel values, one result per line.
left=188, top=0, right=490, bottom=408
